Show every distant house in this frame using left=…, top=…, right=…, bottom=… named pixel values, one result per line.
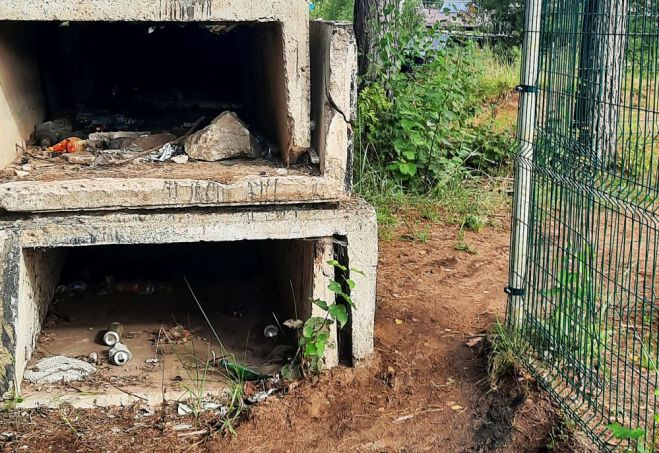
left=421, top=0, right=479, bottom=30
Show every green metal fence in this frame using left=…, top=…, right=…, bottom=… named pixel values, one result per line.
left=508, top=0, right=659, bottom=450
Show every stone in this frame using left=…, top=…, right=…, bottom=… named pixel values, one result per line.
left=24, top=355, right=96, bottom=384
left=184, top=112, right=261, bottom=162
left=64, top=150, right=94, bottom=165
left=171, top=154, right=189, bottom=164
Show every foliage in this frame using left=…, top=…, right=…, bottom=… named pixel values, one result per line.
left=487, top=319, right=527, bottom=389
left=309, top=0, right=354, bottom=20
left=357, top=32, right=517, bottom=191
left=285, top=260, right=362, bottom=375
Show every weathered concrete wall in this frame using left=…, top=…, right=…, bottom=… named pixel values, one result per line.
left=15, top=248, right=65, bottom=386
left=0, top=23, right=45, bottom=170
left=0, top=230, right=19, bottom=393
left=311, top=21, right=357, bottom=190
left=0, top=199, right=378, bottom=394
left=0, top=0, right=310, bottom=163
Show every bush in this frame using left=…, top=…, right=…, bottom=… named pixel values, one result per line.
left=357, top=32, right=516, bottom=192
left=310, top=0, right=353, bottom=20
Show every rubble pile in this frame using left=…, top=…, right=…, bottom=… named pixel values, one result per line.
left=9, top=107, right=277, bottom=178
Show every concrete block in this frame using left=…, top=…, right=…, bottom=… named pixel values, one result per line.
left=0, top=21, right=357, bottom=213
left=0, top=0, right=310, bottom=169
left=0, top=199, right=378, bottom=395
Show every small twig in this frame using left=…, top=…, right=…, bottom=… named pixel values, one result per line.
left=100, top=116, right=205, bottom=166
left=110, top=383, right=148, bottom=402
left=177, top=429, right=209, bottom=438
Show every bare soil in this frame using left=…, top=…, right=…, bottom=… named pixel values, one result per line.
left=0, top=212, right=581, bottom=452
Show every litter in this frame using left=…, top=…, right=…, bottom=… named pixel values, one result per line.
left=247, top=388, right=277, bottom=403
left=177, top=402, right=228, bottom=417
left=103, top=322, right=124, bottom=347
left=48, top=137, right=85, bottom=154
left=108, top=342, right=133, bottom=366
left=151, top=143, right=183, bottom=162
left=24, top=355, right=96, bottom=384
left=30, top=119, right=73, bottom=147
left=114, top=281, right=155, bottom=296
left=56, top=281, right=88, bottom=294
left=219, top=359, right=269, bottom=382
left=263, top=325, right=279, bottom=338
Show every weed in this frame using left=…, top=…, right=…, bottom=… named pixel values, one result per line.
left=486, top=319, right=526, bottom=389
left=463, top=213, right=487, bottom=233
left=401, top=224, right=430, bottom=243
left=284, top=260, right=362, bottom=376
left=455, top=227, right=477, bottom=255
left=2, top=390, right=23, bottom=411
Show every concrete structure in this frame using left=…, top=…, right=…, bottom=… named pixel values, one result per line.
left=0, top=13, right=357, bottom=212
left=0, top=11, right=375, bottom=406
left=0, top=200, right=377, bottom=395
left=0, top=0, right=311, bottom=167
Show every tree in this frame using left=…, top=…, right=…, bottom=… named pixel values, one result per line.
left=575, top=0, right=629, bottom=167
left=354, top=0, right=395, bottom=76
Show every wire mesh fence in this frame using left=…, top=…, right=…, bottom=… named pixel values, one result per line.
left=508, top=0, right=659, bottom=450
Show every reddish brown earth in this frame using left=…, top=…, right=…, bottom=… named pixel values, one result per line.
left=0, top=211, right=580, bottom=452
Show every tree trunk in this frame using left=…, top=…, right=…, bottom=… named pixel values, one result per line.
left=575, top=0, right=628, bottom=167
left=353, top=0, right=393, bottom=77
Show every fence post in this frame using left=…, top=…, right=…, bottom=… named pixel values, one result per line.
left=507, top=0, right=542, bottom=328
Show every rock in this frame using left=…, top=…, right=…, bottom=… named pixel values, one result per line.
left=64, top=151, right=95, bottom=165
left=14, top=170, right=29, bottom=177
left=177, top=402, right=192, bottom=416
left=171, top=154, right=189, bottom=164
left=24, top=356, right=96, bottom=384
left=184, top=112, right=261, bottom=161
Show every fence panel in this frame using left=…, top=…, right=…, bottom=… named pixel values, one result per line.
left=509, top=0, right=659, bottom=450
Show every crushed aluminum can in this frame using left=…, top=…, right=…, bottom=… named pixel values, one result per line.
left=108, top=342, right=132, bottom=366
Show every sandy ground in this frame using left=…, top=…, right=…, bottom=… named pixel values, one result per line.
left=0, top=210, right=582, bottom=452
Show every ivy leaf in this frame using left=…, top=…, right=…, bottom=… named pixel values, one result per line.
left=305, top=342, right=317, bottom=356
left=339, top=293, right=355, bottom=308
left=303, top=324, right=315, bottom=339
left=329, top=304, right=348, bottom=329
left=327, top=259, right=347, bottom=271
left=346, top=279, right=356, bottom=290
left=350, top=268, right=365, bottom=276
left=328, top=281, right=343, bottom=294
left=313, top=299, right=329, bottom=311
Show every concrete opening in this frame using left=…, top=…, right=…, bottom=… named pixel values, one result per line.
left=0, top=20, right=293, bottom=170
left=18, top=240, right=321, bottom=405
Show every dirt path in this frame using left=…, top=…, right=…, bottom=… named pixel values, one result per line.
left=0, top=216, right=567, bottom=452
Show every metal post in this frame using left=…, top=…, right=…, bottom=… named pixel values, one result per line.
left=507, top=0, right=542, bottom=328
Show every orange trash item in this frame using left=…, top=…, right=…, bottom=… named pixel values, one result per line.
left=48, top=137, right=85, bottom=154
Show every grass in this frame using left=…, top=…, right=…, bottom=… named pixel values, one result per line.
left=486, top=319, right=527, bottom=390
left=474, top=46, right=520, bottom=105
